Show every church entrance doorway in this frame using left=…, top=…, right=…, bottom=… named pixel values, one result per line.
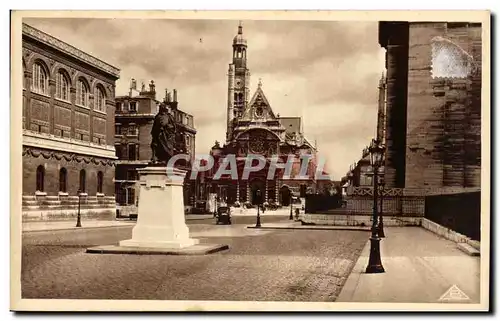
left=280, top=186, right=291, bottom=207
left=250, top=179, right=265, bottom=205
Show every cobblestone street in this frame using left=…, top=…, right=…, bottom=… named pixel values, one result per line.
left=21, top=217, right=368, bottom=301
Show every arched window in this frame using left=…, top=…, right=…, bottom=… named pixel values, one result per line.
left=95, top=86, right=106, bottom=112
left=56, top=70, right=70, bottom=101
left=59, top=168, right=67, bottom=193
left=97, top=171, right=104, bottom=194
left=36, top=165, right=45, bottom=192
left=76, top=79, right=89, bottom=107
left=79, top=169, right=86, bottom=193
left=32, top=62, right=48, bottom=95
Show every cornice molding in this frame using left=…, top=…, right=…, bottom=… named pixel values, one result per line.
left=22, top=130, right=116, bottom=159
left=23, top=23, right=120, bottom=79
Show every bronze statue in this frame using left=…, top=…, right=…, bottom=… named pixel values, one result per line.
left=150, top=103, right=185, bottom=164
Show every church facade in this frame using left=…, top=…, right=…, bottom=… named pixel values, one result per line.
left=205, top=24, right=321, bottom=206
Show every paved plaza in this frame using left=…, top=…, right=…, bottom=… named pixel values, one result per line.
left=21, top=216, right=368, bottom=301
left=21, top=216, right=480, bottom=303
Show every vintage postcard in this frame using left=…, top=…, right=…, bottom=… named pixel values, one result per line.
left=10, top=10, right=490, bottom=312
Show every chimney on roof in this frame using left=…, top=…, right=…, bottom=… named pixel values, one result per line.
left=129, top=78, right=137, bottom=96
left=173, top=89, right=177, bottom=102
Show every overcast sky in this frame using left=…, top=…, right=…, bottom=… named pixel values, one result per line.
left=24, top=18, right=385, bottom=180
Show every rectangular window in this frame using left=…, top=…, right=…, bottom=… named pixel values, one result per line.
left=115, top=144, right=122, bottom=159
left=127, top=170, right=138, bottom=181
left=115, top=125, right=121, bottom=135
left=129, top=101, right=137, bottom=112
left=127, top=187, right=136, bottom=205
left=128, top=125, right=138, bottom=136
left=116, top=102, right=122, bottom=111
left=128, top=144, right=137, bottom=160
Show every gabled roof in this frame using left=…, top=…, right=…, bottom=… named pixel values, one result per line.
left=241, top=84, right=277, bottom=120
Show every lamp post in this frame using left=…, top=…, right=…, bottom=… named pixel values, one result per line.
left=366, top=139, right=385, bottom=274
left=289, top=192, right=293, bottom=220
left=378, top=175, right=386, bottom=238
left=255, top=189, right=262, bottom=228
left=76, top=189, right=82, bottom=228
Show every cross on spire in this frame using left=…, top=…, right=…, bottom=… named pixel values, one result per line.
left=258, top=78, right=262, bottom=88
left=238, top=20, right=243, bottom=34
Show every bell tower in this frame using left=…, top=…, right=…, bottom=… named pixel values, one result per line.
left=227, top=21, right=251, bottom=142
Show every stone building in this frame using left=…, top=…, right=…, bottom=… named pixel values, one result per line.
left=205, top=23, right=320, bottom=207
left=344, top=73, right=387, bottom=190
left=21, top=23, right=120, bottom=221
left=339, top=22, right=482, bottom=238
left=114, top=80, right=197, bottom=215
left=379, top=21, right=481, bottom=192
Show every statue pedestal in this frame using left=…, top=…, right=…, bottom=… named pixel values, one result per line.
left=119, top=166, right=199, bottom=249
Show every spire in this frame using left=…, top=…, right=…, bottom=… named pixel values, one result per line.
left=233, top=21, right=247, bottom=46
left=258, top=78, right=262, bottom=88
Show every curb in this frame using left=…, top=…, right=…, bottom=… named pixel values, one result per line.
left=246, top=225, right=371, bottom=232
left=456, top=243, right=480, bottom=256
left=336, top=240, right=370, bottom=302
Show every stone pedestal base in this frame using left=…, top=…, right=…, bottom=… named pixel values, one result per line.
left=118, top=166, right=199, bottom=249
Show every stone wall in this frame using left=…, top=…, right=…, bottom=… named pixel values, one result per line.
left=23, top=146, right=115, bottom=196
left=21, top=24, right=119, bottom=221
left=23, top=34, right=117, bottom=146
left=379, top=22, right=481, bottom=191
left=22, top=194, right=116, bottom=221
left=379, top=22, right=409, bottom=188
left=301, top=213, right=422, bottom=227
left=405, top=22, right=482, bottom=190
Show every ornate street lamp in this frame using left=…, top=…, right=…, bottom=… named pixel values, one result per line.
left=378, top=175, right=386, bottom=238
left=255, top=189, right=262, bottom=228
left=366, top=139, right=385, bottom=274
left=289, top=192, right=293, bottom=220
left=76, top=189, right=82, bottom=228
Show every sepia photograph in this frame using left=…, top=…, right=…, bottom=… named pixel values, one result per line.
left=10, top=10, right=490, bottom=312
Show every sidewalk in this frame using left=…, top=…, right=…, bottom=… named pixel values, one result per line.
left=22, top=211, right=290, bottom=232
left=336, top=226, right=481, bottom=304
left=22, top=220, right=136, bottom=232
left=247, top=221, right=371, bottom=231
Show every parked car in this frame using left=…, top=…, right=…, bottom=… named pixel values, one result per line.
left=215, top=206, right=232, bottom=225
